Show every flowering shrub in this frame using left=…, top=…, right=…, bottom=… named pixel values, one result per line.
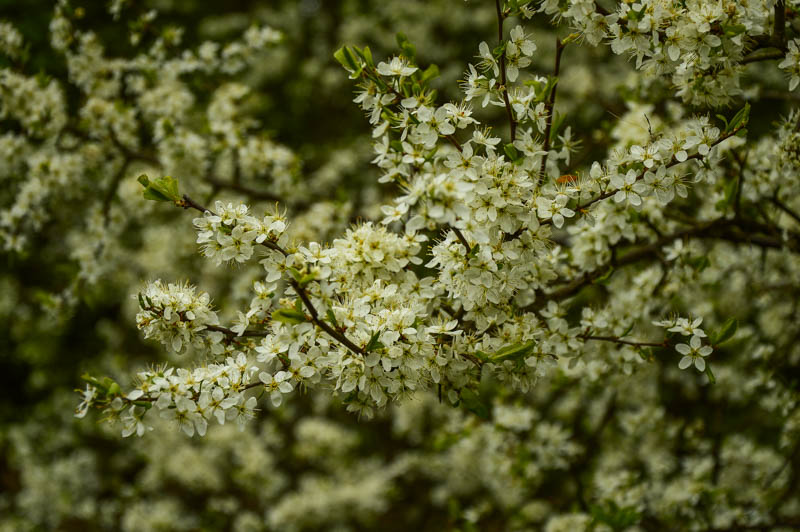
left=4, top=0, right=800, bottom=530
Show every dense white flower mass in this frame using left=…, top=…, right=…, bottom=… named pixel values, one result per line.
left=3, top=0, right=800, bottom=530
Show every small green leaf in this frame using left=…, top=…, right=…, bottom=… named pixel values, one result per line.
left=504, top=143, right=520, bottom=163
left=271, top=308, right=308, bottom=324
left=726, top=103, right=750, bottom=134
left=396, top=32, right=416, bottom=59
left=549, top=111, right=566, bottom=144
left=722, top=23, right=747, bottom=36
left=712, top=318, right=738, bottom=346
left=139, top=174, right=180, bottom=202
left=689, top=255, right=710, bottom=272
left=106, top=381, right=122, bottom=397
left=421, top=64, right=439, bottom=83
left=362, top=45, right=374, bottom=67
left=459, top=388, right=490, bottom=419
left=474, top=350, right=490, bottom=363
left=298, top=274, right=316, bottom=287
left=492, top=42, right=507, bottom=57
left=365, top=330, right=385, bottom=352
left=326, top=309, right=339, bottom=328
left=286, top=267, right=303, bottom=283
left=594, top=267, right=614, bottom=285
left=705, top=365, right=716, bottom=384
left=81, top=373, right=104, bottom=390
left=490, top=340, right=536, bottom=363
left=619, top=322, right=635, bottom=339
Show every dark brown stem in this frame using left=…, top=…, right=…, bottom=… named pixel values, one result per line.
left=580, top=334, right=667, bottom=348
left=741, top=1, right=787, bottom=64
left=451, top=226, right=472, bottom=255
left=538, top=37, right=566, bottom=184
left=178, top=194, right=365, bottom=357
left=180, top=194, right=366, bottom=355
left=179, top=194, right=210, bottom=213
left=495, top=0, right=517, bottom=142
left=593, top=1, right=611, bottom=16
left=291, top=279, right=366, bottom=356
left=772, top=197, right=800, bottom=226
left=525, top=215, right=800, bottom=312
left=205, top=324, right=269, bottom=338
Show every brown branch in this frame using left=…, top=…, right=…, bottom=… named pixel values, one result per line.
left=579, top=334, right=667, bottom=348
left=741, top=0, right=787, bottom=64
left=772, top=197, right=800, bottom=226
left=290, top=279, right=366, bottom=356
left=451, top=226, right=472, bottom=255
left=179, top=194, right=210, bottom=213
left=178, top=194, right=365, bottom=357
left=495, top=0, right=517, bottom=142
left=204, top=324, right=269, bottom=338
left=524, top=215, right=800, bottom=312
left=593, top=1, right=611, bottom=16
left=538, top=36, right=567, bottom=184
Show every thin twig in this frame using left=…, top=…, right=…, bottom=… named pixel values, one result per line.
left=451, top=226, right=472, bottom=255
left=179, top=194, right=366, bottom=357
left=772, top=197, right=800, bottom=226
left=538, top=36, right=566, bottom=184
left=580, top=334, right=667, bottom=348
left=495, top=0, right=517, bottom=142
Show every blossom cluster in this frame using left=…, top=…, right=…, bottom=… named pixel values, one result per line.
left=0, top=0, right=795, bottom=530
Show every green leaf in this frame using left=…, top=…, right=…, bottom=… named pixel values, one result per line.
left=474, top=350, right=490, bottom=363
left=362, top=46, right=374, bottom=67
left=420, top=64, right=439, bottom=83
left=396, top=32, right=416, bottom=59
left=139, top=174, right=180, bottom=202
left=705, top=365, right=716, bottom=384
left=333, top=45, right=356, bottom=71
left=712, top=318, right=738, bottom=345
left=271, top=308, right=308, bottom=324
left=549, top=111, right=566, bottom=145
left=619, top=322, right=635, bottom=339
left=492, top=42, right=507, bottom=57
left=106, top=381, right=122, bottom=397
left=459, top=388, right=490, bottom=419
left=81, top=373, right=104, bottom=391
left=590, top=501, right=641, bottom=530
left=326, top=309, right=339, bottom=328
left=726, top=103, right=750, bottom=134
left=722, top=23, right=747, bottom=36
left=504, top=143, right=520, bottom=163
left=298, top=273, right=316, bottom=287
left=490, top=340, right=536, bottom=363
left=689, top=255, right=710, bottom=272
left=594, top=267, right=614, bottom=285
left=365, top=330, right=384, bottom=352
left=286, top=267, right=303, bottom=283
